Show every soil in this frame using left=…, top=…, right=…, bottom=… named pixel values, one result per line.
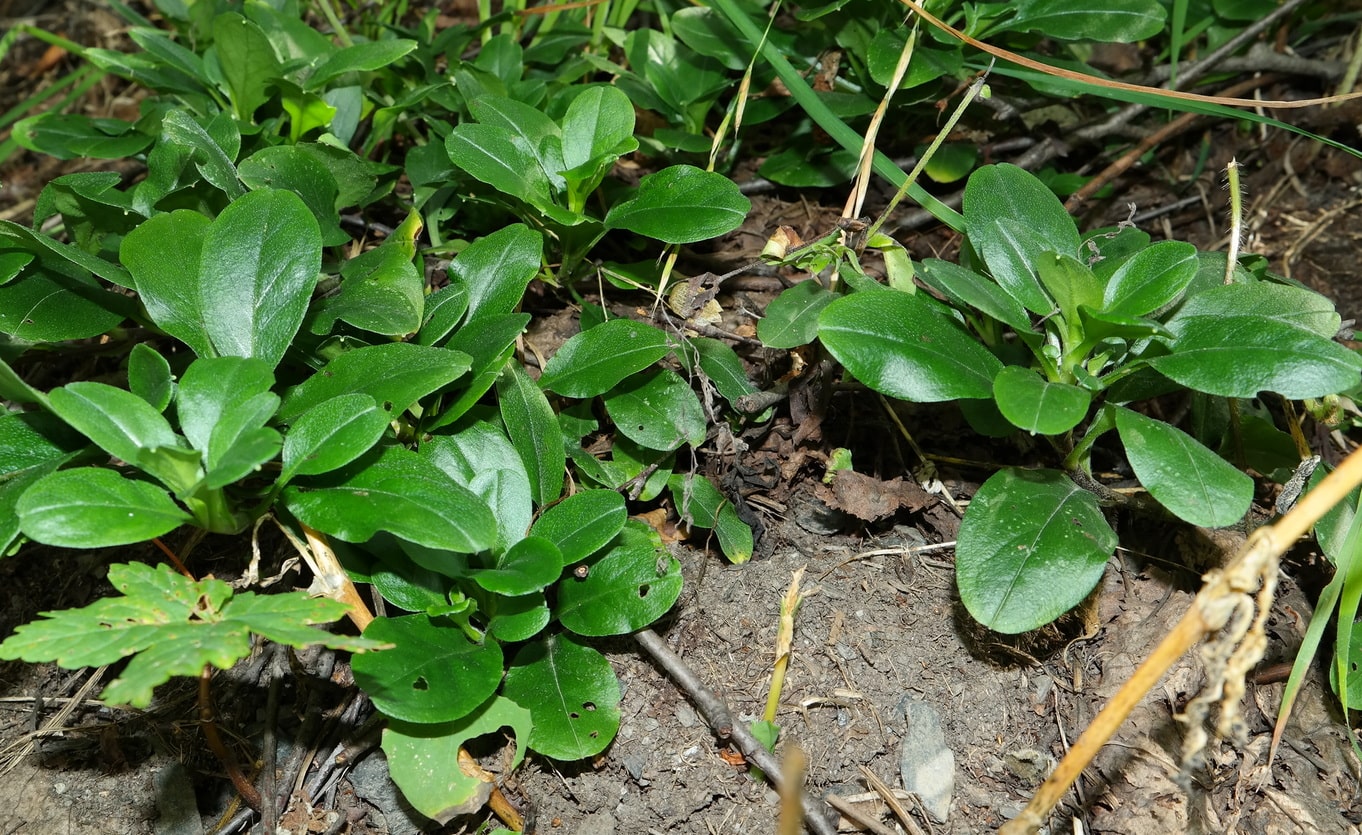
left=3, top=3, right=1362, bottom=835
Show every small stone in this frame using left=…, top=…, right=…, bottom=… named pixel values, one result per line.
left=898, top=699, right=954, bottom=823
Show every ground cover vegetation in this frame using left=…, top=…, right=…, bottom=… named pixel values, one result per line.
left=1, top=0, right=1361, bottom=830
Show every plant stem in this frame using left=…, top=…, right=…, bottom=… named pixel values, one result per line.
left=199, top=666, right=262, bottom=812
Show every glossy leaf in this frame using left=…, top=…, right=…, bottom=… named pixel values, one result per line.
left=556, top=541, right=682, bottom=635
left=282, top=446, right=497, bottom=554
left=198, top=189, right=322, bottom=368
left=502, top=635, right=621, bottom=759
left=12, top=114, right=152, bottom=160
left=497, top=363, right=566, bottom=506
left=121, top=210, right=214, bottom=357
left=818, top=291, right=1002, bottom=402
left=992, top=366, right=1090, bottom=434
left=475, top=536, right=563, bottom=596
left=212, top=13, right=282, bottom=121
left=383, top=696, right=533, bottom=825
left=538, top=318, right=671, bottom=398
left=352, top=614, right=504, bottom=724
left=128, top=344, right=173, bottom=413
left=560, top=85, right=635, bottom=172
left=0, top=413, right=82, bottom=553
left=1035, top=252, right=1100, bottom=326
left=280, top=394, right=392, bottom=482
left=963, top=164, right=1078, bottom=314
left=668, top=472, right=752, bottom=563
left=278, top=343, right=470, bottom=423
left=604, top=165, right=749, bottom=244
left=420, top=425, right=533, bottom=550
left=312, top=235, right=424, bottom=336
left=307, top=39, right=418, bottom=89
left=1114, top=406, right=1252, bottom=527
left=485, top=593, right=551, bottom=642
left=1147, top=316, right=1362, bottom=399
left=758, top=280, right=836, bottom=349
left=1165, top=281, right=1342, bottom=339
left=956, top=468, right=1117, bottom=634
left=0, top=267, right=127, bottom=343
left=998, top=0, right=1165, bottom=42
left=530, top=489, right=627, bottom=565
left=430, top=313, right=528, bottom=429
left=687, top=336, right=759, bottom=405
left=17, top=468, right=192, bottom=547
left=1101, top=240, right=1197, bottom=317
left=917, top=258, right=1032, bottom=332
left=602, top=369, right=706, bottom=452
left=48, top=381, right=184, bottom=473
left=237, top=146, right=347, bottom=245
left=448, top=224, right=542, bottom=324
left=446, top=124, right=553, bottom=207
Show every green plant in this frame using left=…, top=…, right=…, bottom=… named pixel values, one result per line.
left=762, top=162, right=1361, bottom=633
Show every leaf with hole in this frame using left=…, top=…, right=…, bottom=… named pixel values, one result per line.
left=602, top=369, right=706, bottom=452
left=502, top=634, right=621, bottom=759
left=556, top=541, right=682, bottom=636
left=352, top=614, right=504, bottom=724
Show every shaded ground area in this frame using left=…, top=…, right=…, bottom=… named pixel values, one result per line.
left=3, top=2, right=1362, bottom=834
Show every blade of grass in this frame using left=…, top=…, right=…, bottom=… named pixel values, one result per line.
left=702, top=0, right=964, bottom=232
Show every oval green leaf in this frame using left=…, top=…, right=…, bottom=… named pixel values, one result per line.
left=281, top=393, right=391, bottom=482
left=956, top=468, right=1117, bottom=634
left=449, top=224, right=542, bottom=324
left=122, top=210, right=214, bottom=358
left=18, top=468, right=191, bottom=548
left=1114, top=406, right=1252, bottom=527
left=352, top=614, right=504, bottom=724
left=502, top=634, right=621, bottom=759
left=497, top=363, right=566, bottom=506
left=604, top=164, right=750, bottom=244
left=818, top=291, right=1003, bottom=402
left=992, top=366, right=1091, bottom=434
left=602, top=369, right=706, bottom=452
left=537, top=318, right=671, bottom=398
left=278, top=342, right=470, bottom=423
left=758, top=280, right=836, bottom=349
left=530, top=489, right=627, bottom=565
left=1101, top=240, right=1197, bottom=317
left=475, top=536, right=563, bottom=596
left=556, top=542, right=682, bottom=636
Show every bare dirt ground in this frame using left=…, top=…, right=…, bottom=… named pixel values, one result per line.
left=3, top=3, right=1362, bottom=834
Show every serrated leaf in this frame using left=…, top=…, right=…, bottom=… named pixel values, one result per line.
left=758, top=280, right=836, bottom=349
left=556, top=541, right=681, bottom=636
left=502, top=634, right=621, bottom=759
left=530, top=489, right=627, bottom=565
left=602, top=369, right=706, bottom=452
left=818, top=291, right=1002, bottom=402
left=0, top=562, right=375, bottom=707
left=604, top=165, right=749, bottom=244
left=351, top=614, right=504, bottom=724
left=383, top=696, right=534, bottom=825
left=278, top=343, right=470, bottom=423
left=17, top=468, right=192, bottom=548
left=992, top=366, right=1090, bottom=434
left=538, top=318, right=671, bottom=398
left=282, top=446, right=497, bottom=554
left=281, top=393, right=392, bottom=482
left=1113, top=406, right=1252, bottom=527
left=955, top=468, right=1116, bottom=634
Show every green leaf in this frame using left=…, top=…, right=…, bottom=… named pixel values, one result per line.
left=312, top=236, right=424, bottom=336
left=198, top=189, right=322, bottom=368
left=604, top=165, right=750, bottom=244
left=159, top=110, right=244, bottom=199
left=282, top=446, right=497, bottom=554
left=17, top=468, right=192, bottom=548
left=998, top=0, right=1165, bottom=42
left=497, top=363, right=566, bottom=506
left=430, top=313, right=528, bottom=429
left=237, top=146, right=347, bottom=246
left=280, top=393, right=392, bottom=482
left=818, top=291, right=1003, bottom=402
left=121, top=210, right=214, bottom=358
left=278, top=343, right=470, bottom=423
left=475, top=536, right=563, bottom=596
left=963, top=164, right=1078, bottom=314
left=449, top=224, right=542, bottom=323
left=212, top=12, right=282, bottom=121
left=556, top=540, right=682, bottom=636
left=687, top=336, right=759, bottom=405
left=1147, top=316, right=1362, bottom=399
left=416, top=284, right=470, bottom=346
left=12, top=114, right=152, bottom=160
left=668, top=473, right=752, bottom=563
left=420, top=425, right=533, bottom=551
left=0, top=412, right=83, bottom=553
left=128, top=344, right=173, bottom=412
left=1035, top=252, right=1101, bottom=326
left=538, top=318, right=671, bottom=398
left=0, top=562, right=374, bottom=708
left=955, top=468, right=1117, bottom=634
left=0, top=266, right=127, bottom=343
left=469, top=96, right=565, bottom=186
left=48, top=381, right=186, bottom=477
left=758, top=280, right=836, bottom=349
left=383, top=697, right=534, bottom=825
left=602, top=369, right=707, bottom=452
left=1113, top=406, right=1252, bottom=527
left=446, top=123, right=554, bottom=207
left=177, top=357, right=278, bottom=483
left=502, top=634, right=621, bottom=759
left=352, top=614, right=504, bottom=724
left=307, top=39, right=418, bottom=89
left=560, top=85, right=636, bottom=173
left=530, top=489, right=627, bottom=565
left=917, top=259, right=1032, bottom=332
left=1166, top=281, right=1342, bottom=339
left=1101, top=241, right=1197, bottom=317
left=485, top=592, right=551, bottom=642
left=992, top=366, right=1091, bottom=434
